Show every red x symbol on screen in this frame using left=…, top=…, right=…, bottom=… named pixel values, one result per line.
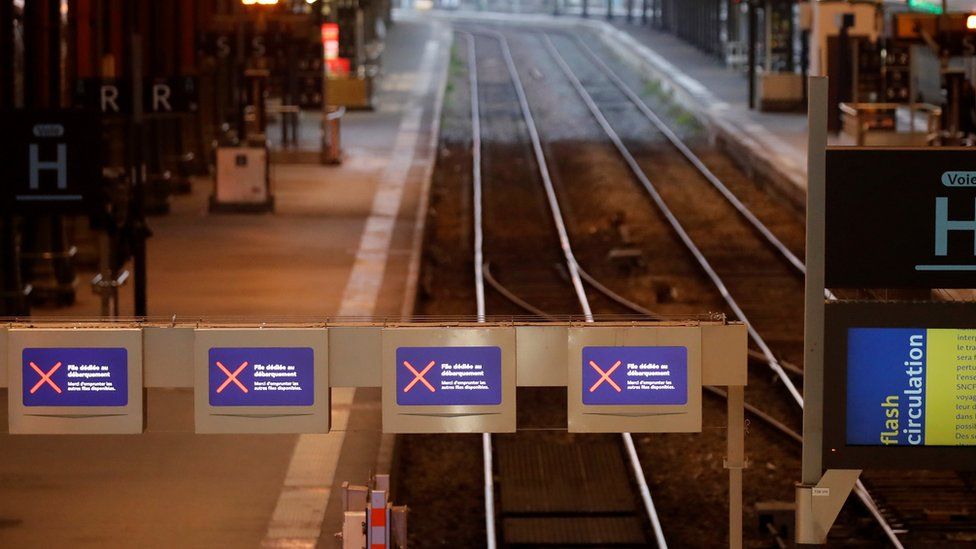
left=588, top=360, right=622, bottom=393
left=29, top=361, right=62, bottom=394
left=216, top=361, right=249, bottom=394
left=402, top=360, right=436, bottom=393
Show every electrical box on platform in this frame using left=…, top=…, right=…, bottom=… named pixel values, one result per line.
left=211, top=146, right=273, bottom=213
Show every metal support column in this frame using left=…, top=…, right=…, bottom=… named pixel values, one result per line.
left=130, top=23, right=149, bottom=317
left=0, top=0, right=27, bottom=316
left=0, top=0, right=11, bottom=107
left=795, top=76, right=861, bottom=546
left=747, top=0, right=757, bottom=109
left=727, top=385, right=745, bottom=549
left=802, top=75, right=827, bottom=495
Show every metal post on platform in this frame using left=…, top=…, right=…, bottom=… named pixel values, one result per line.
left=0, top=0, right=27, bottom=316
left=131, top=32, right=149, bottom=317
left=0, top=0, right=11, bottom=108
left=795, top=76, right=861, bottom=546
left=802, top=75, right=827, bottom=498
left=641, top=0, right=647, bottom=25
left=582, top=0, right=589, bottom=18
left=727, top=385, right=745, bottom=549
left=747, top=0, right=757, bottom=109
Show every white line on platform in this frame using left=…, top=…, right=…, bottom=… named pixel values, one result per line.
left=260, top=34, right=443, bottom=549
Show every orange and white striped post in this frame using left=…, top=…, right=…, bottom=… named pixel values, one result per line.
left=366, top=489, right=391, bottom=549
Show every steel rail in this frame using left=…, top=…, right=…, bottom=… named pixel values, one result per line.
left=567, top=34, right=837, bottom=303
left=542, top=34, right=903, bottom=548
left=541, top=33, right=804, bottom=407
left=483, top=28, right=593, bottom=322
left=469, top=27, right=669, bottom=548
left=457, top=30, right=498, bottom=549
left=487, top=259, right=807, bottom=448
left=486, top=27, right=669, bottom=548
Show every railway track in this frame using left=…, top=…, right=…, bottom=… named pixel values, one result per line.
left=461, top=29, right=667, bottom=547
left=535, top=29, right=910, bottom=546
left=400, top=20, right=975, bottom=547
left=547, top=30, right=976, bottom=547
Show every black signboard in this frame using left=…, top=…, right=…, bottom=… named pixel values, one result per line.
left=823, top=301, right=976, bottom=470
left=73, top=77, right=199, bottom=115
left=1, top=110, right=101, bottom=213
left=826, top=147, right=976, bottom=288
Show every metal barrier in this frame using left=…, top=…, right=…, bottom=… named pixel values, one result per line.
left=0, top=316, right=746, bottom=433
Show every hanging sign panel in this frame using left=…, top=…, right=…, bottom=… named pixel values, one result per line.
left=7, top=329, right=143, bottom=434
left=382, top=327, right=516, bottom=433
left=568, top=326, right=702, bottom=433
left=826, top=148, right=976, bottom=288
left=581, top=346, right=688, bottom=406
left=395, top=346, right=502, bottom=406
left=22, top=347, right=128, bottom=407
left=208, top=347, right=315, bottom=407
left=194, top=329, right=329, bottom=434
left=824, top=302, right=976, bottom=469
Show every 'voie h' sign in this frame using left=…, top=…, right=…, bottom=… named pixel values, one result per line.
left=826, top=148, right=976, bottom=288
left=1, top=111, right=100, bottom=213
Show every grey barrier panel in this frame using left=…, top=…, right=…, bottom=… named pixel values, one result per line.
left=7, top=328, right=144, bottom=434
left=329, top=325, right=382, bottom=387
left=515, top=324, right=568, bottom=387
left=193, top=328, right=330, bottom=434
left=144, top=326, right=194, bottom=388
left=702, top=323, right=748, bottom=387
left=567, top=325, right=703, bottom=433
left=382, top=326, right=517, bottom=433
left=0, top=326, right=7, bottom=388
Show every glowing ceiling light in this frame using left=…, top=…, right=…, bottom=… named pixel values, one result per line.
left=968, top=14, right=976, bottom=30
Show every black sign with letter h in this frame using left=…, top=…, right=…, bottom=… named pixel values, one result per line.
left=1, top=111, right=101, bottom=214
left=826, top=148, right=976, bottom=288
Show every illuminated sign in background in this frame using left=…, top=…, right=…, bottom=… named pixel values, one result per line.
left=847, top=328, right=976, bottom=446
left=908, top=0, right=976, bottom=13
left=22, top=347, right=128, bottom=407
left=582, top=346, right=688, bottom=406
left=395, top=346, right=502, bottom=406
left=208, top=347, right=315, bottom=407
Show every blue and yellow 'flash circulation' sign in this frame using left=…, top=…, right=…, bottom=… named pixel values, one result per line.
left=847, top=328, right=976, bottom=446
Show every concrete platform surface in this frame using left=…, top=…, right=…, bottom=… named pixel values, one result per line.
left=1, top=15, right=449, bottom=549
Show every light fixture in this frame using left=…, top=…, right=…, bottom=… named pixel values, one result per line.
left=968, top=14, right=976, bottom=30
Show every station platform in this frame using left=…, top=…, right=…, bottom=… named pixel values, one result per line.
left=436, top=8, right=837, bottom=206
left=600, top=19, right=814, bottom=204
left=0, top=14, right=450, bottom=549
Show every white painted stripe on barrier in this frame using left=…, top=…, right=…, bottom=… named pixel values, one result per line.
left=261, top=32, right=444, bottom=548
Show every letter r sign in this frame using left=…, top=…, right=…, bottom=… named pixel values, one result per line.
left=2, top=110, right=100, bottom=214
